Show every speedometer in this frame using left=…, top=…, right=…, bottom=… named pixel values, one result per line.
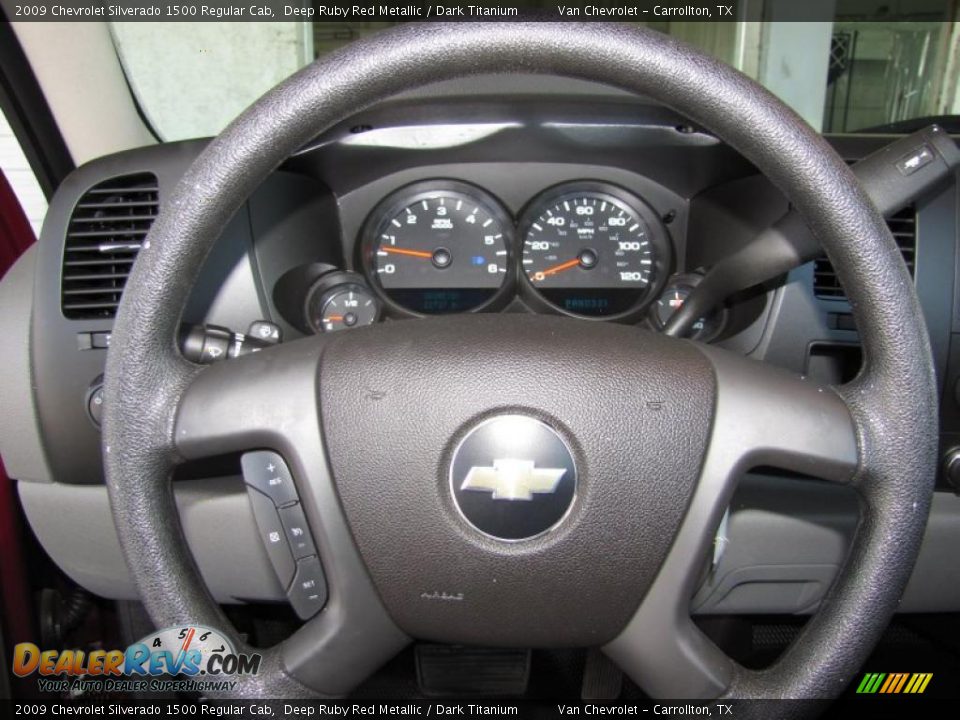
left=360, top=180, right=514, bottom=315
left=519, top=182, right=671, bottom=318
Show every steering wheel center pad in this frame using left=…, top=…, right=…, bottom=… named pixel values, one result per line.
left=321, top=314, right=714, bottom=646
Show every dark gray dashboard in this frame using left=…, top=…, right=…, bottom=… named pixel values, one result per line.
left=5, top=92, right=960, bottom=615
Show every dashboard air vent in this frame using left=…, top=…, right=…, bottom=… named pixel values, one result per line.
left=813, top=205, right=916, bottom=300
left=61, top=173, right=159, bottom=319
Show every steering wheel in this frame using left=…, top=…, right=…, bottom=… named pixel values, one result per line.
left=103, top=22, right=937, bottom=700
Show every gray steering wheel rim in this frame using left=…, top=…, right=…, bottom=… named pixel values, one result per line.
left=103, top=22, right=938, bottom=700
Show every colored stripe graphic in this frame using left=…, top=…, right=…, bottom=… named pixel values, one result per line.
left=880, top=673, right=906, bottom=693
left=905, top=673, right=933, bottom=694
left=857, top=673, right=884, bottom=693
left=856, top=672, right=932, bottom=694
left=891, top=673, right=910, bottom=693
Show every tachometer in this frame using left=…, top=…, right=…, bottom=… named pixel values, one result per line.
left=360, top=181, right=513, bottom=315
left=519, top=182, right=671, bottom=318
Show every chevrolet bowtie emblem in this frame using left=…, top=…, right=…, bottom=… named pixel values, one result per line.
left=461, top=459, right=566, bottom=501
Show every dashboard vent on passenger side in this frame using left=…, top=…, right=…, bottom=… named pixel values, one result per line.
left=813, top=205, right=916, bottom=300
left=61, top=173, right=159, bottom=319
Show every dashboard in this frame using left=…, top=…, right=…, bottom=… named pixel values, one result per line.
left=4, top=85, right=960, bottom=615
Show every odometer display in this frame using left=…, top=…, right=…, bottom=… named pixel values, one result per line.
left=520, top=183, right=670, bottom=318
left=361, top=181, right=513, bottom=315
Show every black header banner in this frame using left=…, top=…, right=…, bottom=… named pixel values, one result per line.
left=0, top=0, right=857, bottom=23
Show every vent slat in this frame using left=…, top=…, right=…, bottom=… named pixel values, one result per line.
left=76, top=200, right=159, bottom=210
left=63, top=272, right=131, bottom=282
left=82, top=185, right=157, bottom=195
left=64, top=258, right=136, bottom=268
left=62, top=300, right=124, bottom=311
left=65, top=243, right=143, bottom=254
left=61, top=172, right=158, bottom=320
left=70, top=214, right=158, bottom=224
left=62, top=287, right=125, bottom=297
left=66, top=229, right=149, bottom=239
left=813, top=205, right=916, bottom=302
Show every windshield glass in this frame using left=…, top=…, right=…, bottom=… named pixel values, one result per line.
left=110, top=5, right=960, bottom=141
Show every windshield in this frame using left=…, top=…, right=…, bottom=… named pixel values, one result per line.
left=110, top=7, right=960, bottom=141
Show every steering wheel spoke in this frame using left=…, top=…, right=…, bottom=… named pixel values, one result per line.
left=173, top=339, right=409, bottom=695
left=697, top=345, right=860, bottom=485
left=604, top=346, right=859, bottom=698
left=175, top=337, right=326, bottom=460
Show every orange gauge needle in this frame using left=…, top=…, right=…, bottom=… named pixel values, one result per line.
left=382, top=246, right=433, bottom=259
left=532, top=257, right=580, bottom=282
left=326, top=315, right=344, bottom=322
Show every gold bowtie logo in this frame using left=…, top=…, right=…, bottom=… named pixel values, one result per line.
left=461, top=459, right=566, bottom=501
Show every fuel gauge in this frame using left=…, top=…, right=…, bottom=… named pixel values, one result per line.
left=652, top=276, right=725, bottom=341
left=308, top=282, right=380, bottom=333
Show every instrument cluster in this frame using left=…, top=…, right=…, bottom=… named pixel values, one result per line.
left=357, top=179, right=672, bottom=321
left=285, top=178, right=723, bottom=340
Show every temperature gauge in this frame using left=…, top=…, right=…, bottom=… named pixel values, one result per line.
left=308, top=282, right=380, bottom=333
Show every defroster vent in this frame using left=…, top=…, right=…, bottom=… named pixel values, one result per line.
left=61, top=173, right=159, bottom=319
left=813, top=205, right=916, bottom=300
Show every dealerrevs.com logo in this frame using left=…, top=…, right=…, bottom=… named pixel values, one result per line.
left=12, top=625, right=261, bottom=694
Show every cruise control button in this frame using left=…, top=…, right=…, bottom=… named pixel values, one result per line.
left=246, top=487, right=295, bottom=589
left=288, top=555, right=328, bottom=620
left=278, top=503, right=317, bottom=559
left=241, top=451, right=299, bottom=507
